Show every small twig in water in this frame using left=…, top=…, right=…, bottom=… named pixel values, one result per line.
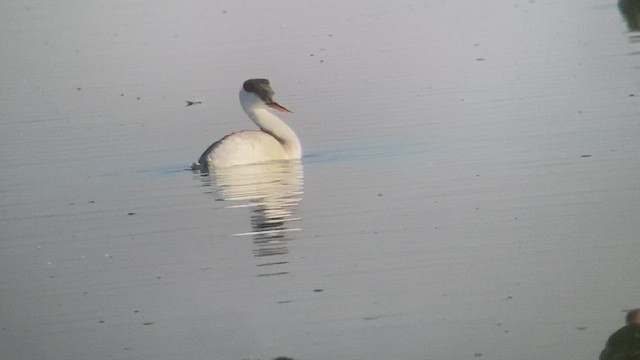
left=186, top=100, right=203, bottom=107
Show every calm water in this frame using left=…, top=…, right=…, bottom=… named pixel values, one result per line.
left=1, top=1, right=639, bottom=359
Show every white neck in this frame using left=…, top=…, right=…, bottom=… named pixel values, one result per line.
left=239, top=91, right=302, bottom=159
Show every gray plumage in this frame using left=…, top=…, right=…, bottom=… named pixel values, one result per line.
left=243, top=79, right=276, bottom=104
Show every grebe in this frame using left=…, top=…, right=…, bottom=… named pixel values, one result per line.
left=195, top=79, right=301, bottom=169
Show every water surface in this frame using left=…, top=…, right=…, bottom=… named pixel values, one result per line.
left=1, top=1, right=639, bottom=359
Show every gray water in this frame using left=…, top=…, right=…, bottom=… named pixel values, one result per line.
left=1, top=1, right=639, bottom=359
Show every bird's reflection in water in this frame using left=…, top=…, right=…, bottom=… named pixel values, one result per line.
left=200, top=160, right=303, bottom=275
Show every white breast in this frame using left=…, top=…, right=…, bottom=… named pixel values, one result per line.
left=205, top=130, right=289, bottom=168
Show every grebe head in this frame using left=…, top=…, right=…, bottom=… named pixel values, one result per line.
left=240, top=79, right=292, bottom=113
left=627, top=309, right=640, bottom=325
